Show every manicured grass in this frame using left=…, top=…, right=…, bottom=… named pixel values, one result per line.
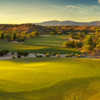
left=0, top=58, right=100, bottom=100
left=0, top=36, right=79, bottom=54
left=0, top=40, right=47, bottom=51
left=24, top=35, right=66, bottom=47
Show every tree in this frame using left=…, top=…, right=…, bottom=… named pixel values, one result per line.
left=12, top=33, right=17, bottom=40
left=94, top=37, right=100, bottom=55
left=30, top=31, right=39, bottom=37
left=0, top=33, right=5, bottom=39
left=63, top=40, right=75, bottom=48
left=82, top=35, right=96, bottom=53
left=63, top=40, right=82, bottom=48
left=6, top=34, right=11, bottom=41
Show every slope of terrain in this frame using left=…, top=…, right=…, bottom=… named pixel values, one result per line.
left=0, top=23, right=98, bottom=36
left=37, top=20, right=100, bottom=26
left=0, top=58, right=99, bottom=100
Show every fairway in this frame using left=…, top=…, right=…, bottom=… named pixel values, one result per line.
left=0, top=40, right=47, bottom=51
left=0, top=58, right=100, bottom=100
left=24, top=35, right=66, bottom=47
left=0, top=35, right=79, bottom=55
left=0, top=0, right=99, bottom=100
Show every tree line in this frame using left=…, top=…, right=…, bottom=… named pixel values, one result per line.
left=63, top=29, right=100, bottom=55
left=0, top=31, right=39, bottom=42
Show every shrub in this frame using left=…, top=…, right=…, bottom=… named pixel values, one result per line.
left=63, top=40, right=82, bottom=48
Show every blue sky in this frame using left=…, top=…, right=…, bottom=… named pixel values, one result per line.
left=0, top=0, right=100, bottom=24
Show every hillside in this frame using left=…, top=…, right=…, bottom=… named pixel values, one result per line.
left=0, top=24, right=53, bottom=35
left=0, top=24, right=99, bottom=36
left=37, top=20, right=100, bottom=26
left=0, top=58, right=100, bottom=100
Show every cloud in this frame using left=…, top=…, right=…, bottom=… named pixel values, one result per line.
left=65, top=5, right=81, bottom=9
left=98, top=0, right=100, bottom=3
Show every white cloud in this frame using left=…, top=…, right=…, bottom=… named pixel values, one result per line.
left=65, top=5, right=81, bottom=9
left=98, top=0, right=100, bottom=3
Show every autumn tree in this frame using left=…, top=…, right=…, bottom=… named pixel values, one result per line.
left=82, top=35, right=96, bottom=53
left=30, top=31, right=39, bottom=37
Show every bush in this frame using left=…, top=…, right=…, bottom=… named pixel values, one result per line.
left=0, top=50, right=9, bottom=56
left=17, top=51, right=29, bottom=57
left=82, top=35, right=96, bottom=53
left=63, top=40, right=82, bottom=48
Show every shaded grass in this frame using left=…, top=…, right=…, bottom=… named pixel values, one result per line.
left=24, top=35, right=66, bottom=47
left=0, top=38, right=79, bottom=54
left=0, top=77, right=100, bottom=100
left=0, top=58, right=100, bottom=100
left=0, top=40, right=47, bottom=51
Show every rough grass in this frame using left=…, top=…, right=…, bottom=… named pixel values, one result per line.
left=0, top=58, right=100, bottom=100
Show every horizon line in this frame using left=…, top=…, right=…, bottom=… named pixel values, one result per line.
left=0, top=20, right=100, bottom=25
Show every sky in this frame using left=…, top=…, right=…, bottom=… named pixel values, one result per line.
left=0, top=0, right=100, bottom=24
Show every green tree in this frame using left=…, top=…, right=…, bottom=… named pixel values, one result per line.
left=30, top=31, right=39, bottom=37
left=82, top=35, right=96, bottom=53
left=63, top=40, right=75, bottom=48
left=63, top=40, right=82, bottom=48
left=13, top=33, right=17, bottom=40
left=0, top=33, right=5, bottom=39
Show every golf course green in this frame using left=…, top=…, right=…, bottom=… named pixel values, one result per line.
left=0, top=58, right=100, bottom=100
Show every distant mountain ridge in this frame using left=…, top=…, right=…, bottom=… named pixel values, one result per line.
left=36, top=20, right=100, bottom=26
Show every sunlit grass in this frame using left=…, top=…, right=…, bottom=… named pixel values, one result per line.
left=14, top=44, right=47, bottom=50
left=0, top=58, right=100, bottom=100
left=0, top=40, right=47, bottom=51
left=24, top=35, right=66, bottom=47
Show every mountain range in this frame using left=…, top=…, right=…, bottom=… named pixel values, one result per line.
left=36, top=20, right=100, bottom=26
